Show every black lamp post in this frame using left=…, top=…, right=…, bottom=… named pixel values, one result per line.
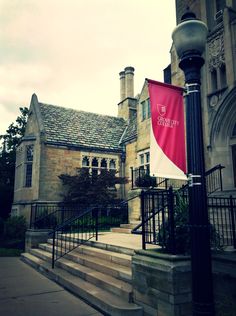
left=172, top=12, right=214, bottom=316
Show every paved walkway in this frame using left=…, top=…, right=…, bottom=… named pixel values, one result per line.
left=0, top=257, right=103, bottom=316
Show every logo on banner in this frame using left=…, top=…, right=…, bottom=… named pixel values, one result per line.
left=156, top=103, right=180, bottom=129
left=157, top=104, right=167, bottom=116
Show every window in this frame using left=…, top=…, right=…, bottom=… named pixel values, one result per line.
left=232, top=123, right=236, bottom=137
left=141, top=101, right=147, bottom=120
left=101, top=158, right=107, bottom=169
left=82, top=155, right=117, bottom=174
left=211, top=69, right=218, bottom=92
left=141, top=99, right=151, bottom=121
left=147, top=99, right=151, bottom=119
left=82, top=156, right=89, bottom=167
left=138, top=150, right=150, bottom=175
left=109, top=159, right=116, bottom=170
left=25, top=145, right=33, bottom=187
left=220, top=64, right=227, bottom=88
left=92, top=158, right=99, bottom=176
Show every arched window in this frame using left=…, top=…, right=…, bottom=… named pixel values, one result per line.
left=220, top=64, right=227, bottom=88
left=101, top=158, right=107, bottom=169
left=82, top=156, right=89, bottom=167
left=92, top=158, right=99, bottom=176
left=232, top=123, right=236, bottom=137
left=109, top=159, right=116, bottom=170
left=92, top=158, right=98, bottom=167
left=211, top=69, right=217, bottom=92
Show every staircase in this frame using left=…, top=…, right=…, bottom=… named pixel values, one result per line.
left=21, top=238, right=143, bottom=316
left=111, top=222, right=140, bottom=234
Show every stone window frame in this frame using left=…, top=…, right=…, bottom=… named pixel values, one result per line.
left=138, top=149, right=150, bottom=174
left=82, top=155, right=117, bottom=175
left=141, top=98, right=151, bottom=121
left=25, top=144, right=34, bottom=187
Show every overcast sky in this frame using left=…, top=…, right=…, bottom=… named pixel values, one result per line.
left=0, top=0, right=176, bottom=136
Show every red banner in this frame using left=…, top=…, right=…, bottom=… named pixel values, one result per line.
left=148, top=79, right=186, bottom=179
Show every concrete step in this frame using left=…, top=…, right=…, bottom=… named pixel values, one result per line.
left=21, top=252, right=143, bottom=316
left=111, top=227, right=132, bottom=234
left=37, top=244, right=133, bottom=301
left=120, top=223, right=140, bottom=229
left=48, top=237, right=135, bottom=256
left=44, top=241, right=132, bottom=267
left=31, top=246, right=132, bottom=283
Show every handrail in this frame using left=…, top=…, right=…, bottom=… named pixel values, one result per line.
left=205, top=164, right=225, bottom=194
left=50, top=202, right=128, bottom=268
left=50, top=205, right=99, bottom=268
left=205, top=164, right=225, bottom=176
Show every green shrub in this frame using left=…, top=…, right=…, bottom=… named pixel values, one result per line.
left=135, top=175, right=156, bottom=188
left=4, top=216, right=27, bottom=240
left=157, top=193, right=223, bottom=255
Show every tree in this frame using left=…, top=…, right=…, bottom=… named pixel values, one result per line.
left=0, top=107, right=29, bottom=219
left=59, top=168, right=127, bottom=206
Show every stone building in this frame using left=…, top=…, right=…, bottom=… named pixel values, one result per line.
left=172, top=0, right=236, bottom=190
left=12, top=1, right=236, bottom=223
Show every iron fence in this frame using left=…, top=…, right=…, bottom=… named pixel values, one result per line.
left=30, top=202, right=82, bottom=229
left=30, top=202, right=128, bottom=231
left=133, top=188, right=236, bottom=254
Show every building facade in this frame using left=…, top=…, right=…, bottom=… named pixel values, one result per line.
left=172, top=0, right=236, bottom=190
left=12, top=1, right=236, bottom=223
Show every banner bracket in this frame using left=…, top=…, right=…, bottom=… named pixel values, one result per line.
left=188, top=174, right=202, bottom=187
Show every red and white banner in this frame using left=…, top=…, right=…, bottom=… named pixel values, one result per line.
left=147, top=79, right=187, bottom=179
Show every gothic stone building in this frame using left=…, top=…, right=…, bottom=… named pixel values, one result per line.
left=12, top=1, right=236, bottom=222
left=172, top=0, right=236, bottom=190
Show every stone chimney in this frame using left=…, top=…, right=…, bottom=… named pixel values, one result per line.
left=118, top=66, right=137, bottom=120
left=119, top=71, right=126, bottom=101
left=124, top=66, right=135, bottom=98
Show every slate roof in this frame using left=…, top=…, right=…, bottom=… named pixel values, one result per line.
left=38, top=103, right=127, bottom=152
left=121, top=118, right=137, bottom=143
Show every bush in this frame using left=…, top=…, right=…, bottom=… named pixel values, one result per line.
left=135, top=174, right=156, bottom=188
left=157, top=193, right=223, bottom=255
left=4, top=216, right=27, bottom=240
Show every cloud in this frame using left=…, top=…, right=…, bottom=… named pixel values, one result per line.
left=0, top=0, right=176, bottom=136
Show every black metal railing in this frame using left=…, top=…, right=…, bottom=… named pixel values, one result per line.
left=51, top=206, right=99, bottom=268
left=130, top=167, right=187, bottom=190
left=205, top=164, right=225, bottom=195
left=208, top=195, right=236, bottom=249
left=133, top=187, right=236, bottom=253
left=50, top=202, right=128, bottom=268
left=131, top=164, right=225, bottom=194
left=30, top=202, right=82, bottom=229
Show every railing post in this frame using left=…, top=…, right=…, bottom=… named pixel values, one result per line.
left=219, top=165, right=223, bottom=192
left=168, top=186, right=176, bottom=254
left=165, top=178, right=168, bottom=190
left=229, top=195, right=236, bottom=249
left=52, top=230, right=55, bottom=269
left=152, top=192, right=156, bottom=243
left=141, top=190, right=146, bottom=250
left=30, top=204, right=34, bottom=229
left=95, top=208, right=98, bottom=241
left=131, top=167, right=134, bottom=189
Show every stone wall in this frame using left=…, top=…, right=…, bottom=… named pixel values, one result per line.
left=132, top=249, right=236, bottom=316
left=132, top=250, right=192, bottom=316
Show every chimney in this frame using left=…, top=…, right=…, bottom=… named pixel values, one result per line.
left=119, top=71, right=126, bottom=101
left=124, top=66, right=135, bottom=98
